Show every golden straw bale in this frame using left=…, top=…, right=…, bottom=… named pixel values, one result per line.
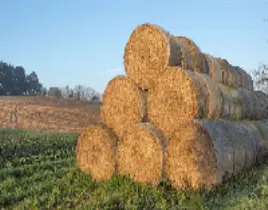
left=218, top=85, right=238, bottom=119
left=101, top=75, right=147, bottom=137
left=193, top=72, right=222, bottom=119
left=148, top=68, right=268, bottom=135
left=174, top=37, right=195, bottom=71
left=76, top=123, right=118, bottom=180
left=147, top=67, right=208, bottom=136
left=165, top=120, right=232, bottom=190
left=216, top=58, right=230, bottom=85
left=117, top=122, right=166, bottom=186
left=166, top=119, right=262, bottom=190
left=177, top=36, right=208, bottom=73
left=124, top=23, right=181, bottom=89
left=204, top=54, right=223, bottom=82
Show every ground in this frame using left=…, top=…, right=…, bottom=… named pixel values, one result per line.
left=1, top=96, right=268, bottom=209
left=0, top=96, right=101, bottom=134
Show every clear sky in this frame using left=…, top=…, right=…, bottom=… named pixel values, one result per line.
left=0, top=0, right=267, bottom=93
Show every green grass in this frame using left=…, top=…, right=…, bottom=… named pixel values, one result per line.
left=1, top=129, right=268, bottom=209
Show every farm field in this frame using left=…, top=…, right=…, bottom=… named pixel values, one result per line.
left=0, top=118, right=268, bottom=208
left=0, top=96, right=101, bottom=134
left=0, top=96, right=268, bottom=209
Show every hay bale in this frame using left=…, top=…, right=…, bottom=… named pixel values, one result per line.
left=237, top=121, right=261, bottom=169
left=166, top=119, right=262, bottom=190
left=147, top=67, right=208, bottom=136
left=194, top=72, right=222, bottom=119
left=204, top=54, right=223, bottom=82
left=216, top=58, right=230, bottom=85
left=174, top=37, right=195, bottom=71
left=117, top=122, right=166, bottom=185
left=76, top=123, right=118, bottom=180
left=165, top=119, right=232, bottom=190
left=148, top=68, right=268, bottom=134
left=177, top=36, right=208, bottom=73
left=218, top=85, right=239, bottom=120
left=249, top=120, right=268, bottom=160
left=228, top=66, right=242, bottom=88
left=100, top=75, right=147, bottom=137
left=236, top=66, right=253, bottom=91
left=124, top=23, right=181, bottom=89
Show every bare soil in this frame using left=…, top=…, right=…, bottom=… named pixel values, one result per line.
left=0, top=96, right=101, bottom=134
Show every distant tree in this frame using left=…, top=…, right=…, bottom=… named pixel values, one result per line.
left=0, top=61, right=43, bottom=96
left=252, top=63, right=268, bottom=93
left=26, top=71, right=43, bottom=95
left=48, top=87, right=62, bottom=97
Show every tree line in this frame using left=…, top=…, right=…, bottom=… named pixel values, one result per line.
left=0, top=61, right=101, bottom=101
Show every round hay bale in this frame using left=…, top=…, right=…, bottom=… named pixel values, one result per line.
left=218, top=85, right=238, bottom=120
left=165, top=119, right=233, bottom=190
left=228, top=87, right=243, bottom=120
left=254, top=91, right=268, bottom=119
left=204, top=54, right=222, bottom=81
left=124, top=23, right=181, bottom=89
left=216, top=58, right=230, bottom=85
left=249, top=120, right=268, bottom=160
left=117, top=122, right=166, bottom=185
left=147, top=67, right=208, bottom=137
left=76, top=123, right=118, bottom=180
left=236, top=67, right=253, bottom=91
left=174, top=37, right=195, bottom=71
left=177, top=36, right=207, bottom=73
left=228, top=65, right=242, bottom=88
left=193, top=72, right=222, bottom=119
left=239, top=121, right=261, bottom=169
left=100, top=75, right=147, bottom=137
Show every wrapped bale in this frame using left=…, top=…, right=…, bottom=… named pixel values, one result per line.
left=100, top=75, right=147, bottom=137
left=165, top=119, right=262, bottom=190
left=148, top=67, right=268, bottom=137
left=76, top=123, right=118, bottom=180
left=117, top=122, right=166, bottom=185
left=124, top=23, right=181, bottom=89
left=177, top=36, right=208, bottom=74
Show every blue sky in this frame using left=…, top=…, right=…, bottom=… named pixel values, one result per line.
left=0, top=0, right=267, bottom=93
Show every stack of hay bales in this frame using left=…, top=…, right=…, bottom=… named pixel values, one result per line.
left=76, top=23, right=268, bottom=190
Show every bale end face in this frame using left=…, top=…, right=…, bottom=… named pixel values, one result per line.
left=148, top=67, right=207, bottom=137
left=100, top=75, right=147, bottom=137
left=124, top=23, right=180, bottom=89
left=76, top=124, right=118, bottom=181
left=117, top=123, right=165, bottom=186
left=165, top=122, right=217, bottom=190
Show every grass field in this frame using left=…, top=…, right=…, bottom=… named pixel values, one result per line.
left=1, top=128, right=268, bottom=209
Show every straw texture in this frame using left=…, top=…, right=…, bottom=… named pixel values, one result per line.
left=124, top=23, right=181, bottom=89
left=76, top=123, right=118, bottom=180
left=101, top=75, right=147, bottom=137
left=165, top=119, right=262, bottom=190
left=117, top=122, right=166, bottom=185
left=177, top=36, right=208, bottom=74
left=148, top=67, right=268, bottom=136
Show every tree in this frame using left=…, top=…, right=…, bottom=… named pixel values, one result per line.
left=48, top=87, right=62, bottom=97
left=0, top=61, right=44, bottom=96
